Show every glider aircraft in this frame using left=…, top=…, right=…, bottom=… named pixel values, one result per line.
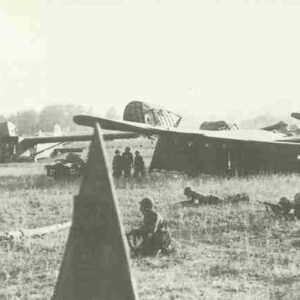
left=0, top=121, right=139, bottom=163
left=74, top=107, right=300, bottom=176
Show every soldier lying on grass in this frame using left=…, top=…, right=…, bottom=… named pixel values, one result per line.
left=259, top=196, right=295, bottom=220
left=126, top=197, right=173, bottom=257
left=293, top=193, right=300, bottom=220
left=181, top=187, right=250, bottom=207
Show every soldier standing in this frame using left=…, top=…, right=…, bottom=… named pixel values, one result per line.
left=112, top=149, right=122, bottom=178
left=133, top=150, right=145, bottom=178
left=122, top=146, right=133, bottom=178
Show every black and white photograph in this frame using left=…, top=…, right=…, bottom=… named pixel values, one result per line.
left=1, top=1, right=300, bottom=299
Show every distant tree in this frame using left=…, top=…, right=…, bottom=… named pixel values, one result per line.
left=39, top=105, right=65, bottom=132
left=239, top=115, right=280, bottom=129
left=8, top=110, right=39, bottom=136
left=0, top=115, right=6, bottom=122
left=105, top=106, right=120, bottom=120
left=5, top=105, right=92, bottom=135
left=39, top=104, right=91, bottom=132
left=61, top=104, right=87, bottom=131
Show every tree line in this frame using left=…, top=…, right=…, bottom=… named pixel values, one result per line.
left=0, top=105, right=93, bottom=136
left=0, top=105, right=122, bottom=136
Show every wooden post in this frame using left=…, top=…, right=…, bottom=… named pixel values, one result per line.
left=52, top=122, right=139, bottom=300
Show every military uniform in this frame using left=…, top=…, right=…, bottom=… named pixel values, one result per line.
left=112, top=150, right=122, bottom=178
left=127, top=198, right=172, bottom=256
left=185, top=190, right=206, bottom=204
left=278, top=197, right=294, bottom=219
left=122, top=147, right=133, bottom=178
left=142, top=208, right=163, bottom=234
left=262, top=197, right=294, bottom=220
left=183, top=187, right=222, bottom=205
left=293, top=193, right=300, bottom=220
left=133, top=151, right=145, bottom=178
left=224, top=193, right=250, bottom=204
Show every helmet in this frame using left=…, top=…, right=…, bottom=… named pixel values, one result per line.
left=294, top=193, right=300, bottom=205
left=279, top=197, right=291, bottom=209
left=115, top=149, right=120, bottom=154
left=125, top=146, right=131, bottom=152
left=184, top=187, right=192, bottom=195
left=140, top=197, right=154, bottom=209
left=135, top=150, right=140, bottom=155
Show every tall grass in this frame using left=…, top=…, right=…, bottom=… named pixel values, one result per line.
left=1, top=164, right=300, bottom=299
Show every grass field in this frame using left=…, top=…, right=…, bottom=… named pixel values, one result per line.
left=1, top=152, right=300, bottom=299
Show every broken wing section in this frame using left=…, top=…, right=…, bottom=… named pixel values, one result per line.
left=16, top=132, right=140, bottom=158
left=73, top=115, right=185, bottom=135
left=123, top=101, right=182, bottom=127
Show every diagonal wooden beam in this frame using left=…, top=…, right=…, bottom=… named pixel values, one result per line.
left=52, top=122, right=139, bottom=300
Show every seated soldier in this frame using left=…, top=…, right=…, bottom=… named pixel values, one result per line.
left=183, top=187, right=223, bottom=205
left=126, top=197, right=172, bottom=256
left=293, top=193, right=300, bottom=220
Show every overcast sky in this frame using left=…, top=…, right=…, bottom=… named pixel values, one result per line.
left=1, top=0, right=300, bottom=121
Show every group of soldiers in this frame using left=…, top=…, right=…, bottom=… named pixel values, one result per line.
left=126, top=187, right=248, bottom=257
left=182, top=186, right=300, bottom=220
left=112, top=146, right=145, bottom=179
left=126, top=188, right=300, bottom=258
